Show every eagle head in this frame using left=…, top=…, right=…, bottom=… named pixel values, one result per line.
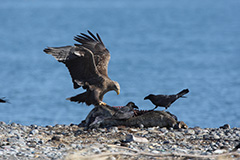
left=113, top=81, right=120, bottom=95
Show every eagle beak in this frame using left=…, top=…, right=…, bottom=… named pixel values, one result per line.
left=116, top=89, right=120, bottom=95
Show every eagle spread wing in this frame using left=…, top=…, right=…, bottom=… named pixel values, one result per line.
left=44, top=45, right=103, bottom=89
left=74, top=30, right=110, bottom=77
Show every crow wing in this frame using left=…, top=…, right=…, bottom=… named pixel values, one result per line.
left=156, top=95, right=178, bottom=106
left=113, top=106, right=134, bottom=120
left=74, top=30, right=110, bottom=77
left=44, top=46, right=104, bottom=89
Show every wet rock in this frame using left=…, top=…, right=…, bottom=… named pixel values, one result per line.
left=51, top=136, right=61, bottom=141
left=220, top=124, right=230, bottom=129
left=174, top=121, right=188, bottom=129
left=82, top=105, right=177, bottom=128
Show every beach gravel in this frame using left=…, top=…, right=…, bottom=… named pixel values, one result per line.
left=0, top=121, right=240, bottom=159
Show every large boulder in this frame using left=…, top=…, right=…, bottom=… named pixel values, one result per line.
left=80, top=105, right=184, bottom=129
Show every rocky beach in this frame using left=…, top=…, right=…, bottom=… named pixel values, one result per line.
left=0, top=121, right=240, bottom=160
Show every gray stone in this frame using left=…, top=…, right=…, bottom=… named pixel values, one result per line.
left=0, top=121, right=6, bottom=126
left=147, top=127, right=155, bottom=131
left=109, top=127, right=118, bottom=133
left=159, top=128, right=168, bottom=133
left=203, top=135, right=210, bottom=139
left=9, top=130, right=20, bottom=136
left=11, top=122, right=18, bottom=127
left=21, top=126, right=28, bottom=132
left=82, top=105, right=177, bottom=128
left=7, top=137, right=19, bottom=143
left=151, top=150, right=160, bottom=154
left=71, top=144, right=77, bottom=148
left=139, top=124, right=144, bottom=128
left=29, top=129, right=39, bottom=135
left=30, top=124, right=38, bottom=129
left=185, top=129, right=195, bottom=135
left=213, top=149, right=226, bottom=154
left=92, top=147, right=101, bottom=154
left=107, top=156, right=116, bottom=160
left=163, top=140, right=170, bottom=144
left=213, top=134, right=220, bottom=139
left=125, top=134, right=149, bottom=143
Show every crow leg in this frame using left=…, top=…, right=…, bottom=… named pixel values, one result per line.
left=164, top=104, right=171, bottom=110
left=151, top=105, right=158, bottom=111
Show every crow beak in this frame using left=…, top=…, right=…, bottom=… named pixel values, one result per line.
left=133, top=105, right=139, bottom=109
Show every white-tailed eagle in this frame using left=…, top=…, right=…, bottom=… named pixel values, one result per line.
left=44, top=31, right=120, bottom=106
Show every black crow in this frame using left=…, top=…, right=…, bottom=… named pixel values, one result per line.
left=0, top=97, right=9, bottom=103
left=144, top=89, right=189, bottom=110
left=113, top=102, right=139, bottom=120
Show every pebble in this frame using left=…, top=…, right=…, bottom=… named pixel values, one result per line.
left=159, top=128, right=168, bottom=133
left=29, top=129, right=39, bottom=135
left=139, top=124, right=144, bottom=128
left=0, top=121, right=239, bottom=159
left=125, top=134, right=149, bottom=143
left=185, top=129, right=195, bottom=135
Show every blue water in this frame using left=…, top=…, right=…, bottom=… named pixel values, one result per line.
left=0, top=0, right=239, bottom=128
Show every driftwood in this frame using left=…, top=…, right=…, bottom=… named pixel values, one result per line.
left=79, top=105, right=185, bottom=129
left=67, top=146, right=240, bottom=160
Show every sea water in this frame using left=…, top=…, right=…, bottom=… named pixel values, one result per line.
left=0, top=0, right=239, bottom=128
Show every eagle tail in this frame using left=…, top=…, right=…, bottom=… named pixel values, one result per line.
left=66, top=92, right=91, bottom=106
left=177, top=89, right=189, bottom=98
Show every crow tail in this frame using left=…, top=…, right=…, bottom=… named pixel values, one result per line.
left=177, top=89, right=189, bottom=97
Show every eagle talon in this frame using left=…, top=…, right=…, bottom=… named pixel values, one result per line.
left=99, top=101, right=107, bottom=106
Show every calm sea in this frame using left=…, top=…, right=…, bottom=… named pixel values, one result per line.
left=0, top=0, right=239, bottom=128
